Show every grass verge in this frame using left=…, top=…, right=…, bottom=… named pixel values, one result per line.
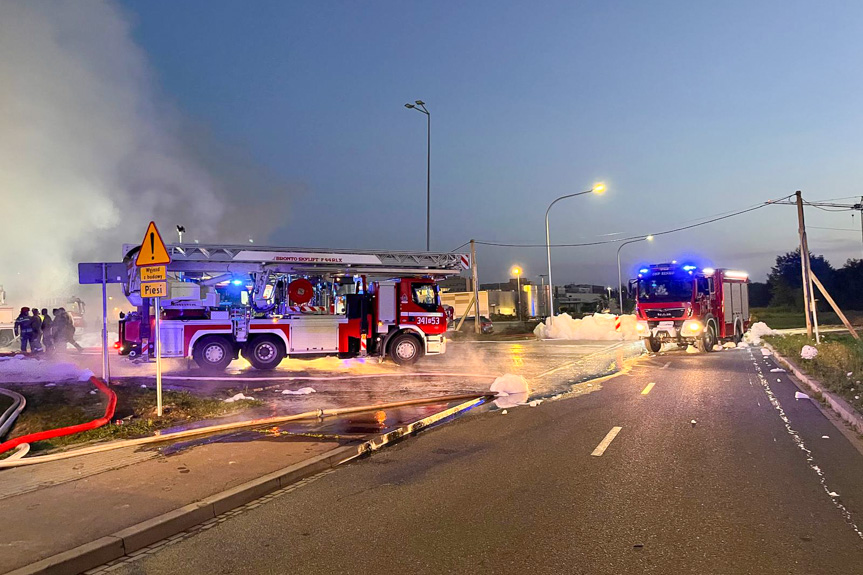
left=764, top=333, right=863, bottom=412
left=0, top=382, right=262, bottom=454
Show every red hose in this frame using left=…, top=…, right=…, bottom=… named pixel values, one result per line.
left=0, top=376, right=117, bottom=455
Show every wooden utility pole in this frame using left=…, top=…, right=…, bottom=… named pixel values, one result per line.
left=470, top=240, right=480, bottom=334
left=796, top=191, right=814, bottom=339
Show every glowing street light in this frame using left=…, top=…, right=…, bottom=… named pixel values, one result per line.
left=617, top=235, right=654, bottom=314
left=404, top=100, right=431, bottom=251
left=512, top=266, right=523, bottom=322
left=545, top=182, right=606, bottom=322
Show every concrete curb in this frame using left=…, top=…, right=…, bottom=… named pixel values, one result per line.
left=7, top=395, right=489, bottom=575
left=764, top=342, right=863, bottom=436
left=5, top=445, right=356, bottom=575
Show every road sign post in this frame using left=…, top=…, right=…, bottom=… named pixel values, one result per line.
left=135, top=221, right=171, bottom=416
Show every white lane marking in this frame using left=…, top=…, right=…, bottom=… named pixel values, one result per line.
left=536, top=342, right=628, bottom=378
left=591, top=426, right=623, bottom=456
left=661, top=362, right=671, bottom=369
left=641, top=382, right=655, bottom=395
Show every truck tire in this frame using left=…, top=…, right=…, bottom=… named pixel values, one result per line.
left=193, top=336, right=234, bottom=372
left=644, top=337, right=661, bottom=353
left=696, top=322, right=717, bottom=353
left=243, top=335, right=285, bottom=370
left=389, top=333, right=423, bottom=366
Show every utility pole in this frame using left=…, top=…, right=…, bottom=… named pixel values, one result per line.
left=796, top=191, right=814, bottom=339
left=471, top=240, right=480, bottom=334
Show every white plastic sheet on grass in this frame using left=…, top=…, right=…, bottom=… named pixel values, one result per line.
left=534, top=313, right=638, bottom=341
left=490, top=374, right=529, bottom=409
left=0, top=356, right=93, bottom=383
left=224, top=393, right=255, bottom=403
left=281, top=387, right=316, bottom=395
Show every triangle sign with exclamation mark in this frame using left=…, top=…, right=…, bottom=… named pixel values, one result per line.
left=135, top=221, right=172, bottom=266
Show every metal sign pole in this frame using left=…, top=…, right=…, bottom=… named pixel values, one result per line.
left=155, top=296, right=162, bottom=416
left=101, top=263, right=110, bottom=384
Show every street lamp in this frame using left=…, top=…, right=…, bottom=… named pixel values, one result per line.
left=404, top=100, right=431, bottom=251
left=617, top=235, right=653, bottom=314
left=512, top=266, right=522, bottom=321
left=545, top=182, right=606, bottom=322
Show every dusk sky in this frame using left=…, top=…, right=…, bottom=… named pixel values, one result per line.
left=8, top=1, right=863, bottom=293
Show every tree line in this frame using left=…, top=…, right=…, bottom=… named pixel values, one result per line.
left=749, top=249, right=863, bottom=310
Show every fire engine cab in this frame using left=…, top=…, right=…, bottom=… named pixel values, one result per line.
left=632, top=263, right=750, bottom=353
left=117, top=244, right=468, bottom=372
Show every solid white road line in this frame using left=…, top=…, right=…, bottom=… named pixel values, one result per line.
left=641, top=382, right=655, bottom=395
left=591, top=426, right=623, bottom=457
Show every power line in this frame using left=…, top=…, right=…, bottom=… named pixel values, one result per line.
left=457, top=194, right=793, bottom=249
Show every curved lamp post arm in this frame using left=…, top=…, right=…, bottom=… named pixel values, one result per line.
left=544, top=188, right=595, bottom=321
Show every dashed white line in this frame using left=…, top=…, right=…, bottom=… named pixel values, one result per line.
left=591, top=426, right=623, bottom=457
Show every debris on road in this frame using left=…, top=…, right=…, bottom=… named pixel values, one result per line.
left=800, top=345, right=819, bottom=360
left=501, top=409, right=508, bottom=415
left=690, top=419, right=697, bottom=426
left=281, top=387, right=316, bottom=395
left=761, top=348, right=772, bottom=356
left=490, top=374, right=529, bottom=408
left=224, top=393, right=255, bottom=403
left=686, top=345, right=699, bottom=354
left=712, top=344, right=724, bottom=352
left=829, top=491, right=840, bottom=497
left=822, top=435, right=830, bottom=439
left=794, top=391, right=810, bottom=400
left=770, top=368, right=786, bottom=373
left=723, top=342, right=736, bottom=349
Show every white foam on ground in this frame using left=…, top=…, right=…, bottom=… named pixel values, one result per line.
left=534, top=313, right=638, bottom=341
left=686, top=345, right=699, bottom=354
left=744, top=322, right=775, bottom=345
left=281, top=387, right=316, bottom=395
left=490, top=374, right=529, bottom=408
left=801, top=345, right=819, bottom=360
left=224, top=393, right=255, bottom=403
left=0, top=356, right=93, bottom=382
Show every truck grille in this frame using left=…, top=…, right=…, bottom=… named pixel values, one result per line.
left=645, top=308, right=686, bottom=319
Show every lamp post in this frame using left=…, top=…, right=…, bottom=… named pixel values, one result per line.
left=538, top=274, right=547, bottom=317
left=545, top=183, right=606, bottom=322
left=512, top=266, right=522, bottom=321
left=617, top=235, right=653, bottom=314
left=404, top=100, right=430, bottom=251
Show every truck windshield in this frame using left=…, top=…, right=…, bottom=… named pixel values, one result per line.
left=638, top=277, right=693, bottom=303
left=412, top=283, right=439, bottom=311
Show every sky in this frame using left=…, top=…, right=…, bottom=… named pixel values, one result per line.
left=5, top=0, right=863, bottom=301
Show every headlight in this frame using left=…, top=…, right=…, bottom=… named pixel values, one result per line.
left=682, top=320, right=703, bottom=334
left=636, top=321, right=648, bottom=333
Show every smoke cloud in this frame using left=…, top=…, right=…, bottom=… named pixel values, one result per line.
left=0, top=0, right=285, bottom=304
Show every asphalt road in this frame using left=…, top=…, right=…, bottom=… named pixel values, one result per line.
left=114, top=346, right=863, bottom=574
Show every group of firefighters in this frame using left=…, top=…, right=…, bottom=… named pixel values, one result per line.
left=12, top=307, right=81, bottom=354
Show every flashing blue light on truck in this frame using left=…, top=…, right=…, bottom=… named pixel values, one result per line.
left=682, top=265, right=697, bottom=271
left=639, top=268, right=649, bottom=274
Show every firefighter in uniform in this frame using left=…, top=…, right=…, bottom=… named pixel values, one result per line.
left=14, top=307, right=34, bottom=353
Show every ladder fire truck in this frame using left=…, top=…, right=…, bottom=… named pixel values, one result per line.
left=116, top=243, right=468, bottom=371
left=633, top=262, right=750, bottom=353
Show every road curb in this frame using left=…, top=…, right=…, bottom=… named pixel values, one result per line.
left=6, top=396, right=487, bottom=575
left=764, top=342, right=863, bottom=436
left=5, top=445, right=356, bottom=575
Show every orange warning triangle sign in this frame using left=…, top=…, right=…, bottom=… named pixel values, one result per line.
left=135, top=221, right=172, bottom=266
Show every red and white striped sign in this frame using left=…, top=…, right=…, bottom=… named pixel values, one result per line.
left=286, top=306, right=328, bottom=314
left=460, top=254, right=471, bottom=269
left=614, top=316, right=621, bottom=332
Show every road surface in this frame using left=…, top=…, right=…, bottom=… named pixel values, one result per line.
left=108, top=345, right=863, bottom=574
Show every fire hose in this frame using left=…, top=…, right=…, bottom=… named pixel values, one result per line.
left=0, top=376, right=117, bottom=456
left=0, top=387, right=26, bottom=438
left=0, top=392, right=490, bottom=469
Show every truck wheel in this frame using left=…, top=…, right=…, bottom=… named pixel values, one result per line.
left=644, top=337, right=661, bottom=353
left=389, top=333, right=423, bottom=366
left=243, top=335, right=285, bottom=370
left=696, top=322, right=717, bottom=353
left=193, top=336, right=234, bottom=372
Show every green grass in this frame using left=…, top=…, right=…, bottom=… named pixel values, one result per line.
left=751, top=307, right=842, bottom=330
left=1, top=383, right=262, bottom=454
left=764, top=333, right=863, bottom=411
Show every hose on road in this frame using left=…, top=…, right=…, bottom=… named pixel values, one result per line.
left=0, top=392, right=490, bottom=469
left=0, top=387, right=26, bottom=438
left=0, top=376, right=117, bottom=456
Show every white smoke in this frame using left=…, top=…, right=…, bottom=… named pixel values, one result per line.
left=0, top=1, right=279, bottom=303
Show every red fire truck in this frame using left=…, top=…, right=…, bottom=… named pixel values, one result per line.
left=116, top=244, right=468, bottom=371
left=633, top=262, right=750, bottom=353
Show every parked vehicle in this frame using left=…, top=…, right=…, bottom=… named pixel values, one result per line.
left=117, top=243, right=467, bottom=371
left=455, top=316, right=494, bottom=334
left=633, top=262, right=750, bottom=353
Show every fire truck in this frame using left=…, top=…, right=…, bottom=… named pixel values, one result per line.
left=633, top=263, right=750, bottom=353
left=116, top=243, right=468, bottom=371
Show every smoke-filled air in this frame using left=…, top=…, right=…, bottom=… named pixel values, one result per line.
left=0, top=0, right=285, bottom=303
